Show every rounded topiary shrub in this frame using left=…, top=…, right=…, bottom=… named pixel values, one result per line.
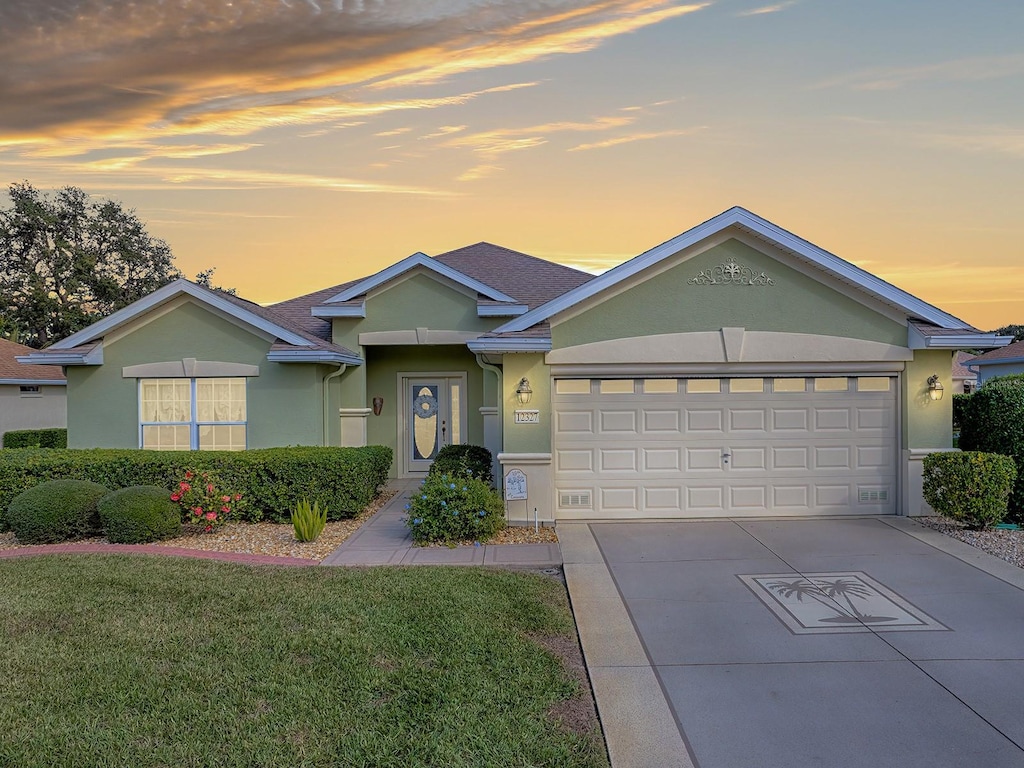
left=6, top=479, right=109, bottom=544
left=922, top=451, right=1017, bottom=529
left=98, top=486, right=182, bottom=544
left=959, top=374, right=1024, bottom=522
left=406, top=472, right=505, bottom=544
left=428, top=444, right=494, bottom=485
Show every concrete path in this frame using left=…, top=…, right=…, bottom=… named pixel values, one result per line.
left=562, top=516, right=1024, bottom=768
left=321, top=479, right=562, bottom=568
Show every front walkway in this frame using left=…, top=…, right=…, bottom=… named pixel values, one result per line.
left=321, top=479, right=562, bottom=568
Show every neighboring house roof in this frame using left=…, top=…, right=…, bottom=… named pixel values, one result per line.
left=967, top=339, right=1024, bottom=366
left=488, top=208, right=1005, bottom=348
left=19, top=280, right=362, bottom=367
left=1, top=338, right=66, bottom=384
left=952, top=351, right=978, bottom=380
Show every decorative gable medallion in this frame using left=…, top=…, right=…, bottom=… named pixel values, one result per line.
left=688, top=259, right=774, bottom=287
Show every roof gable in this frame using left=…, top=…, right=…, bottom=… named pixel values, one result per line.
left=322, top=252, right=518, bottom=305
left=494, top=207, right=977, bottom=335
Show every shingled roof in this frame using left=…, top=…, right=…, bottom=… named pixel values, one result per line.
left=968, top=339, right=1024, bottom=364
left=1, top=339, right=66, bottom=383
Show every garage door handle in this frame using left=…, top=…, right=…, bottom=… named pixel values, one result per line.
left=722, top=452, right=731, bottom=464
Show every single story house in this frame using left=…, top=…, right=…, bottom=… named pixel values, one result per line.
left=966, top=340, right=1024, bottom=385
left=953, top=351, right=979, bottom=393
left=21, top=207, right=1011, bottom=520
left=1, top=338, right=66, bottom=442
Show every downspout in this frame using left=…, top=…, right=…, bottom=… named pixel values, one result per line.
left=322, top=364, right=347, bottom=446
left=475, top=353, right=503, bottom=478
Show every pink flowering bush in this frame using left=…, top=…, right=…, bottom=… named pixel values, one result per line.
left=170, top=470, right=243, bottom=533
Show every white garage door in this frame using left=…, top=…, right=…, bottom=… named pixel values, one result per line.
left=552, top=376, right=897, bottom=519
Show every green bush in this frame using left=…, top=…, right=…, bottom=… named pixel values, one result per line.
left=0, top=446, right=392, bottom=524
left=959, top=375, right=1024, bottom=522
left=292, top=498, right=327, bottom=542
left=2, top=428, right=67, bottom=449
left=6, top=479, right=109, bottom=544
left=922, top=451, right=1017, bottom=529
left=406, top=472, right=505, bottom=545
left=952, top=393, right=971, bottom=433
left=428, top=444, right=494, bottom=484
left=98, top=486, right=181, bottom=544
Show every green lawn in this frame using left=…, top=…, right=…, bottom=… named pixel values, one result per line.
left=0, top=556, right=608, bottom=768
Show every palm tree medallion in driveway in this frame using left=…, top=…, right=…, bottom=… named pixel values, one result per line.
left=738, top=572, right=948, bottom=635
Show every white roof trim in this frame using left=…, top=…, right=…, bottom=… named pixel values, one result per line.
left=48, top=279, right=313, bottom=350
left=323, top=252, right=518, bottom=304
left=495, top=207, right=975, bottom=334
left=311, top=303, right=366, bottom=318
left=467, top=337, right=552, bottom=353
left=1, top=378, right=66, bottom=386
left=266, top=349, right=363, bottom=365
left=907, top=325, right=1014, bottom=350
left=18, top=344, right=104, bottom=366
left=477, top=303, right=528, bottom=317
left=973, top=356, right=1024, bottom=367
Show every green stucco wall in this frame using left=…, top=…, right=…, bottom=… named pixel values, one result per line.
left=67, top=300, right=326, bottom=449
left=332, top=272, right=500, bottom=351
left=553, top=239, right=905, bottom=349
left=502, top=353, right=551, bottom=455
left=903, top=349, right=954, bottom=449
left=361, top=345, right=486, bottom=476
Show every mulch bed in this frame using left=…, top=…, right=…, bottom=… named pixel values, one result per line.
left=916, top=516, right=1024, bottom=569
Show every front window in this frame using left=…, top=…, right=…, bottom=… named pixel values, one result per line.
left=140, top=378, right=247, bottom=450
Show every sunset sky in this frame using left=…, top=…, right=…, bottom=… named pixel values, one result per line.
left=1, top=0, right=1021, bottom=329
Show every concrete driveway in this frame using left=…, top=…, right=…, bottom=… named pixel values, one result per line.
left=560, top=517, right=1024, bottom=768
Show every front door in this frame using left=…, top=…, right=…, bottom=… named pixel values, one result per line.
left=402, top=375, right=466, bottom=475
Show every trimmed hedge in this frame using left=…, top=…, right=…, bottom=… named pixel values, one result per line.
left=959, top=374, right=1024, bottom=522
left=428, top=444, right=494, bottom=485
left=0, top=446, right=392, bottom=524
left=6, top=479, right=109, bottom=544
left=98, top=486, right=182, bottom=544
left=2, top=428, right=67, bottom=449
left=922, top=451, right=1017, bottom=529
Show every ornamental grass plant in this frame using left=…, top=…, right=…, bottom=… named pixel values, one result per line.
left=292, top=498, right=327, bottom=542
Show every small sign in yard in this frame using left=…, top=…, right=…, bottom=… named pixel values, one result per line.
left=504, top=469, right=528, bottom=500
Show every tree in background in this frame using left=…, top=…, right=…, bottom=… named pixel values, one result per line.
left=0, top=182, right=226, bottom=349
left=991, top=325, right=1024, bottom=343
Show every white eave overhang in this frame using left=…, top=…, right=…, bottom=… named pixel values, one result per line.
left=18, top=344, right=104, bottom=366
left=311, top=302, right=366, bottom=318
left=477, top=303, right=529, bottom=317
left=265, top=348, right=363, bottom=365
left=467, top=337, right=552, bottom=353
left=908, top=326, right=1014, bottom=350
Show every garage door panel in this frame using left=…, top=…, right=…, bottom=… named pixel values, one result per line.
left=686, top=409, right=724, bottom=432
left=688, top=448, right=725, bottom=471
left=645, top=486, right=681, bottom=510
left=643, top=410, right=681, bottom=432
left=556, top=410, right=593, bottom=434
left=601, top=449, right=637, bottom=472
left=644, top=448, right=681, bottom=471
left=772, top=408, right=810, bottom=431
left=814, top=408, right=851, bottom=430
left=553, top=376, right=897, bottom=518
left=556, top=449, right=593, bottom=472
left=730, top=447, right=767, bottom=470
left=600, top=410, right=637, bottom=433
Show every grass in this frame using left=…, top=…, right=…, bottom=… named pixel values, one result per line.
left=0, top=556, right=608, bottom=768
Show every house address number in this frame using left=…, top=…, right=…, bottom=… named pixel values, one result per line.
left=514, top=410, right=540, bottom=425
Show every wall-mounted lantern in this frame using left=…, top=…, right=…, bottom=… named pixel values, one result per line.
left=515, top=377, right=533, bottom=405
left=372, top=396, right=384, bottom=415
left=927, top=374, right=944, bottom=401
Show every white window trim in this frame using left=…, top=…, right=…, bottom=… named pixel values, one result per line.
left=138, top=378, right=248, bottom=450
